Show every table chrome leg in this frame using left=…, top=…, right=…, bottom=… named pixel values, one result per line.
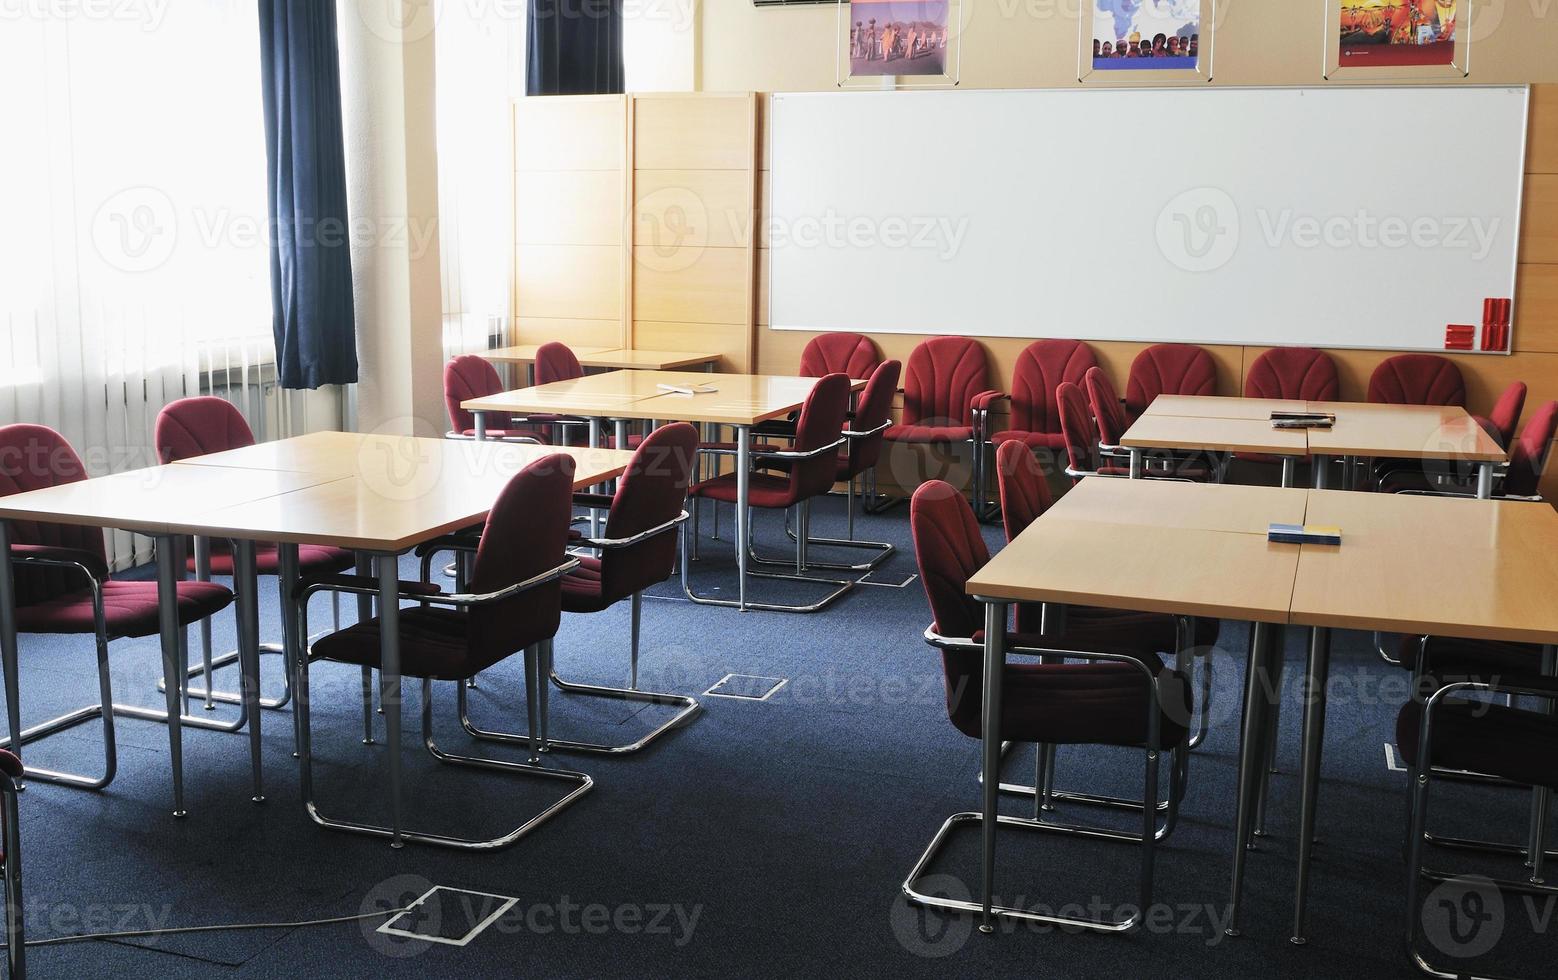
left=193, top=536, right=215, bottom=710
left=736, top=425, right=751, bottom=611
left=1475, top=462, right=1494, bottom=500
left=979, top=599, right=1007, bottom=935
left=377, top=554, right=405, bottom=848
left=1313, top=456, right=1329, bottom=490
left=278, top=545, right=303, bottom=758
left=473, top=411, right=486, bottom=441
left=1280, top=457, right=1296, bottom=489
left=155, top=534, right=187, bottom=818
left=355, top=553, right=374, bottom=743
left=1291, top=626, right=1331, bottom=945
left=233, top=539, right=264, bottom=803
left=0, top=521, right=20, bottom=784
left=588, top=418, right=603, bottom=539
left=1128, top=448, right=1143, bottom=480
left=1226, top=621, right=1276, bottom=936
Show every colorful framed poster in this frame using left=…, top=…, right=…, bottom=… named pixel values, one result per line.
left=1078, top=1, right=1216, bottom=83
left=837, top=0, right=962, bottom=89
left=1324, top=0, right=1471, bottom=79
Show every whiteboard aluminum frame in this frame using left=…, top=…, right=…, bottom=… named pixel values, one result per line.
left=1323, top=0, right=1473, bottom=81
left=764, top=84, right=1528, bottom=356
left=1077, top=0, right=1217, bottom=85
left=835, top=0, right=963, bottom=90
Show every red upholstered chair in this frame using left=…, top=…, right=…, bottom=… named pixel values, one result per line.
left=534, top=341, right=583, bottom=386
left=878, top=336, right=991, bottom=510
left=1245, top=347, right=1339, bottom=402
left=0, top=748, right=22, bottom=978
left=443, top=354, right=546, bottom=443
left=456, top=424, right=701, bottom=756
left=996, top=440, right=1217, bottom=755
left=299, top=454, right=591, bottom=850
left=901, top=480, right=1190, bottom=932
left=1082, top=366, right=1131, bottom=452
left=798, top=332, right=882, bottom=379
left=972, top=339, right=1097, bottom=518
left=684, top=373, right=856, bottom=613
left=1124, top=343, right=1217, bottom=419
left=155, top=397, right=355, bottom=713
left=1367, top=354, right=1466, bottom=406
left=1398, top=668, right=1558, bottom=977
left=1475, top=380, right=1527, bottom=450
left=0, top=424, right=234, bottom=798
left=1056, top=381, right=1129, bottom=482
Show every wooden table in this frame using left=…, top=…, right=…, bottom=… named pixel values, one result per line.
left=464, top=370, right=866, bottom=611
left=964, top=477, right=1558, bottom=945
left=1119, top=414, right=1310, bottom=486
left=0, top=434, right=632, bottom=841
left=1306, top=409, right=1505, bottom=496
left=480, top=345, right=717, bottom=384
left=1142, top=394, right=1309, bottom=420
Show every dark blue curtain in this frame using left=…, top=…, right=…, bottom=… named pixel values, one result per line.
left=527, top=0, right=623, bottom=95
left=258, top=0, right=358, bottom=389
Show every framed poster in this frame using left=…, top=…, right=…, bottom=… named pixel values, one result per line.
left=1078, top=1, right=1215, bottom=83
left=837, top=0, right=963, bottom=89
left=1324, top=0, right=1471, bottom=79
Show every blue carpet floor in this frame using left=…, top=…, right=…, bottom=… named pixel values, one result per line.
left=3, top=494, right=1553, bottom=978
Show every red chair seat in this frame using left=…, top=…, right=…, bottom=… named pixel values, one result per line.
left=943, top=649, right=1190, bottom=748
left=989, top=430, right=1067, bottom=451
left=15, top=579, right=234, bottom=639
left=311, top=606, right=520, bottom=681
left=189, top=541, right=355, bottom=577
left=691, top=472, right=796, bottom=508
left=885, top=423, right=974, bottom=443
left=560, top=556, right=610, bottom=614
left=1397, top=699, right=1558, bottom=791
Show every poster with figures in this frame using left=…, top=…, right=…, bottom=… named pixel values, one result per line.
left=847, top=0, right=950, bottom=77
left=1338, top=1, right=1458, bottom=68
left=1090, top=0, right=1201, bottom=71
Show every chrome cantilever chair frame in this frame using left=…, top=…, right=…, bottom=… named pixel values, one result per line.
left=422, top=515, right=703, bottom=756
left=683, top=437, right=857, bottom=614
left=1405, top=671, right=1558, bottom=979
left=903, top=636, right=1180, bottom=933
left=0, top=763, right=22, bottom=980
left=0, top=541, right=264, bottom=814
left=296, top=559, right=593, bottom=851
left=771, top=419, right=898, bottom=573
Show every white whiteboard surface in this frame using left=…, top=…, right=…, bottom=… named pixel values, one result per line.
left=768, top=86, right=1528, bottom=352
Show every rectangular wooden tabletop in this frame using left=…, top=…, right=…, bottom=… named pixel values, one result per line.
left=0, top=464, right=343, bottom=535
left=967, top=518, right=1301, bottom=624
left=581, top=349, right=719, bottom=370
left=184, top=440, right=633, bottom=552
left=1120, top=413, right=1310, bottom=457
left=1290, top=491, right=1558, bottom=644
left=1306, top=409, right=1505, bottom=462
left=464, top=370, right=864, bottom=427
left=482, top=344, right=613, bottom=364
left=1142, top=394, right=1309, bottom=420
left=1044, top=478, right=1309, bottom=534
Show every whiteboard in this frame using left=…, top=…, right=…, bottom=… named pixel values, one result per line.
left=768, top=86, right=1528, bottom=352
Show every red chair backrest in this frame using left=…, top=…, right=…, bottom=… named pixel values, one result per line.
left=787, top=374, right=854, bottom=501
left=1244, top=348, right=1339, bottom=401
left=1485, top=381, right=1528, bottom=450
left=599, top=423, right=698, bottom=601
left=842, top=359, right=901, bottom=477
left=1367, top=354, right=1465, bottom=407
left=1008, top=339, right=1096, bottom=436
left=444, top=355, right=505, bottom=433
left=0, top=424, right=107, bottom=606
left=1056, top=381, right=1101, bottom=478
left=1504, top=400, right=1558, bottom=498
left=535, top=342, right=584, bottom=386
left=901, top=337, right=988, bottom=427
left=1083, top=367, right=1130, bottom=447
left=1125, top=344, right=1216, bottom=418
left=467, top=454, right=576, bottom=666
left=799, top=333, right=881, bottom=380
left=155, top=397, right=256, bottom=464
left=995, top=439, right=1053, bottom=544
left=910, top=480, right=989, bottom=640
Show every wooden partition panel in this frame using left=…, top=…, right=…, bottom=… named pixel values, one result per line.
left=512, top=95, right=628, bottom=351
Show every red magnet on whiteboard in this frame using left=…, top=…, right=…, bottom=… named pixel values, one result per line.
left=1446, top=325, right=1475, bottom=350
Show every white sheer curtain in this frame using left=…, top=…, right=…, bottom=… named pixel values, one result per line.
left=433, top=1, right=525, bottom=359
left=0, top=3, right=273, bottom=568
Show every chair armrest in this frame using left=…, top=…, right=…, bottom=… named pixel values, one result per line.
left=300, top=559, right=578, bottom=609
left=842, top=418, right=891, bottom=440
left=412, top=530, right=484, bottom=559
left=1429, top=674, right=1558, bottom=704
left=300, top=573, right=445, bottom=600
left=971, top=390, right=1008, bottom=412
left=579, top=511, right=689, bottom=550
left=10, top=544, right=110, bottom=581
left=571, top=492, right=615, bottom=510
left=752, top=437, right=847, bottom=462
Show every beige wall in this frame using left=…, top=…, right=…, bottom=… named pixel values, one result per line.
left=703, top=1, right=1558, bottom=93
